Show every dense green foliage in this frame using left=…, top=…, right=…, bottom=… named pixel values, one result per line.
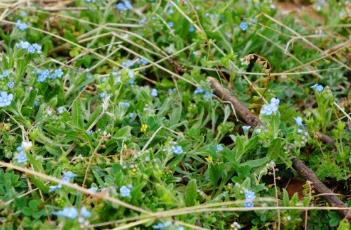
left=0, top=0, right=351, bottom=229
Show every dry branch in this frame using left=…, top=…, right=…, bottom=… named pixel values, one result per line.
left=207, top=77, right=350, bottom=219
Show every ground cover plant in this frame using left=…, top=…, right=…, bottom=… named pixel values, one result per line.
left=0, top=0, right=351, bottom=229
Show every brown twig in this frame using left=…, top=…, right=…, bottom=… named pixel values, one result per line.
left=208, top=77, right=261, bottom=127
left=207, top=77, right=350, bottom=219
left=314, top=131, right=335, bottom=146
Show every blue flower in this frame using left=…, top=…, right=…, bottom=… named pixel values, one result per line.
left=0, top=91, right=13, bottom=107
left=129, top=112, right=136, bottom=120
left=167, top=22, right=174, bottom=28
left=245, top=190, right=256, bottom=200
left=37, top=69, right=50, bottom=82
left=16, top=41, right=30, bottom=49
left=1, top=70, right=11, bottom=79
left=119, top=101, right=130, bottom=108
left=28, top=43, right=42, bottom=54
left=49, top=184, right=62, bottom=192
left=138, top=58, right=148, bottom=65
left=153, top=221, right=172, bottom=229
left=215, top=144, right=223, bottom=152
left=121, top=59, right=134, bottom=68
left=53, top=207, right=78, bottom=219
left=171, top=145, right=183, bottom=155
left=62, top=171, right=76, bottom=182
left=16, top=41, right=41, bottom=54
left=7, top=81, right=14, bottom=89
left=99, top=92, right=108, bottom=98
left=203, top=91, right=212, bottom=100
left=311, top=84, right=324, bottom=92
left=16, top=20, right=28, bottom=31
left=244, top=201, right=254, bottom=208
left=239, top=21, right=248, bottom=31
left=260, top=98, right=280, bottom=116
left=194, top=87, right=204, bottom=94
left=167, top=6, right=174, bottom=15
left=294, top=116, right=303, bottom=126
left=57, top=106, right=65, bottom=114
left=51, top=68, right=64, bottom=79
left=15, top=151, right=27, bottom=164
left=242, top=125, right=251, bottom=133
left=128, top=69, right=135, bottom=84
left=80, top=207, right=91, bottom=218
left=88, top=186, right=98, bottom=193
left=244, top=190, right=256, bottom=207
left=151, top=88, right=158, bottom=97
left=120, top=184, right=132, bottom=198
left=49, top=171, right=76, bottom=192
left=85, top=0, right=96, bottom=2
left=189, top=25, right=196, bottom=32
left=116, top=0, right=133, bottom=11
left=168, top=88, right=176, bottom=94
left=86, top=130, right=94, bottom=135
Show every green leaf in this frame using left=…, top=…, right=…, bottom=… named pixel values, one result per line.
left=338, top=220, right=350, bottom=230
left=184, top=179, right=197, bottom=206
left=72, top=99, right=84, bottom=128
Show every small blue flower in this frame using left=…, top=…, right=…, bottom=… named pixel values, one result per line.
left=27, top=43, right=42, bottom=54
left=62, top=171, right=76, bottom=182
left=53, top=207, right=78, bottom=219
left=129, top=112, right=136, bottom=120
left=260, top=98, right=280, bottom=116
left=194, top=87, right=204, bottom=94
left=15, top=151, right=27, bottom=164
left=294, top=116, right=303, bottom=126
left=99, top=92, right=108, bottom=98
left=151, top=88, right=158, bottom=97
left=244, top=189, right=256, bottom=207
left=119, top=101, right=130, bottom=108
left=16, top=41, right=41, bottom=54
left=128, top=69, right=135, bottom=84
left=16, top=41, right=30, bottom=49
left=138, top=58, right=148, bottom=65
left=57, top=106, right=65, bottom=114
left=242, top=125, right=251, bottom=133
left=1, top=70, right=11, bottom=79
left=139, top=18, right=147, bottom=25
left=171, top=145, right=183, bottom=155
left=240, top=21, right=248, bottom=31
left=167, top=22, right=174, bottom=28
left=49, top=184, right=62, bottom=192
left=37, top=69, right=50, bottom=82
left=51, top=68, right=64, bottom=79
left=203, top=91, right=212, bottom=100
left=153, top=221, right=172, bottom=229
left=121, top=59, right=134, bottom=68
left=16, top=20, right=28, bottom=31
left=311, top=84, right=324, bottom=92
left=120, top=184, right=132, bottom=198
left=86, top=130, right=94, bottom=135
left=85, top=0, right=96, bottom=2
left=189, top=25, right=196, bottom=32
left=116, top=0, right=133, bottom=11
left=168, top=88, right=176, bottom=94
left=244, top=201, right=254, bottom=208
left=80, top=207, right=91, bottom=218
left=88, top=186, right=98, bottom=193
left=215, top=144, right=223, bottom=152
left=167, top=6, right=174, bottom=15
left=7, top=81, right=14, bottom=89
left=244, top=190, right=256, bottom=200
left=0, top=91, right=13, bottom=107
